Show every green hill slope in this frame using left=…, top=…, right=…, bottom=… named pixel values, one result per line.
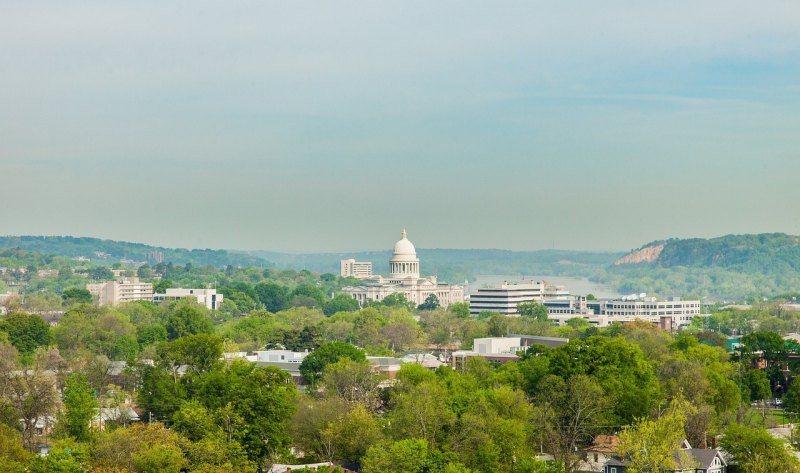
left=608, top=233, right=800, bottom=301
left=0, top=236, right=270, bottom=268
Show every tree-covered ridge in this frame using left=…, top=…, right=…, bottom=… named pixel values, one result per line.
left=620, top=233, right=800, bottom=272
left=0, top=236, right=270, bottom=267
left=604, top=233, right=800, bottom=301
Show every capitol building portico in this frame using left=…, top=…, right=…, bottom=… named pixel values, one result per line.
left=342, top=229, right=464, bottom=308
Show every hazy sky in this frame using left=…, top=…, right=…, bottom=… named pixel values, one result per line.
left=2, top=1, right=799, bottom=253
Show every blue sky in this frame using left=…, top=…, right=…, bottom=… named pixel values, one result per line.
left=1, top=1, right=799, bottom=252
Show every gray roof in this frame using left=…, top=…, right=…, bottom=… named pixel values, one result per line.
left=685, top=449, right=725, bottom=469
left=605, top=449, right=725, bottom=470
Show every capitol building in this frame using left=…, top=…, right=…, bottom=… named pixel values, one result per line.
left=342, top=229, right=464, bottom=308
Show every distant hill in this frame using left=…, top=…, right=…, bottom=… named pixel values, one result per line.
left=615, top=233, right=800, bottom=273
left=0, top=236, right=270, bottom=268
left=608, top=233, right=800, bottom=301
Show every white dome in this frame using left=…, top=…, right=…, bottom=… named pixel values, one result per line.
left=391, top=229, right=418, bottom=261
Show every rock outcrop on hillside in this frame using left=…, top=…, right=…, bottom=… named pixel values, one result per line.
left=614, top=243, right=665, bottom=265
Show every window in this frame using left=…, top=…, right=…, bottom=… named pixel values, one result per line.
left=594, top=453, right=598, bottom=462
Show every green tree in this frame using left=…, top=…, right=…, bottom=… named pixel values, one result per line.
left=57, top=373, right=98, bottom=441
left=331, top=403, right=383, bottom=463
left=361, top=438, right=433, bottom=473
left=2, top=312, right=51, bottom=356
left=171, top=400, right=219, bottom=442
left=0, top=424, right=33, bottom=473
left=165, top=303, right=213, bottom=340
left=321, top=359, right=381, bottom=409
left=158, top=334, right=223, bottom=376
left=291, top=284, right=327, bottom=308
left=89, top=266, right=114, bottom=280
left=783, top=379, right=800, bottom=413
left=447, top=301, right=470, bottom=318
left=196, top=361, right=298, bottom=464
left=138, top=365, right=187, bottom=420
left=417, top=294, right=440, bottom=311
left=153, top=279, right=173, bottom=294
left=29, top=439, right=89, bottom=473
left=617, top=398, right=697, bottom=473
left=518, top=301, right=548, bottom=321
left=547, top=336, right=660, bottom=423
left=380, top=292, right=416, bottom=310
left=137, top=324, right=168, bottom=346
left=742, top=369, right=772, bottom=402
left=324, top=293, right=360, bottom=316
left=389, top=381, right=454, bottom=447
left=254, top=282, right=289, bottom=313
left=533, top=375, right=610, bottom=473
left=742, top=331, right=787, bottom=367
left=61, top=288, right=92, bottom=306
left=720, top=423, right=800, bottom=473
left=299, top=342, right=366, bottom=385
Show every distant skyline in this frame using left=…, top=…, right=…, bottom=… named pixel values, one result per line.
left=2, top=2, right=799, bottom=253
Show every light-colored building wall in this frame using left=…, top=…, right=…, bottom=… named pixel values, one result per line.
left=469, top=281, right=570, bottom=316
left=340, top=259, right=373, bottom=279
left=153, top=288, right=223, bottom=310
left=88, top=277, right=154, bottom=306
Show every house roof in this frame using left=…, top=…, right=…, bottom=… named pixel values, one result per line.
left=587, top=435, right=619, bottom=454
left=685, top=449, right=726, bottom=469
left=605, top=448, right=726, bottom=470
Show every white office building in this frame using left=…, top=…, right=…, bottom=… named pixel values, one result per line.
left=545, top=295, right=704, bottom=330
left=469, top=281, right=570, bottom=316
left=340, top=259, right=373, bottom=279
left=87, top=277, right=154, bottom=306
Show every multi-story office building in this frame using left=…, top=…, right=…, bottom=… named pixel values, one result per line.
left=88, top=277, right=154, bottom=306
left=544, top=295, right=704, bottom=329
left=469, top=281, right=570, bottom=316
left=340, top=259, right=373, bottom=279
left=152, top=288, right=223, bottom=310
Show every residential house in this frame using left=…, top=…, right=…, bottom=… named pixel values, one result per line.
left=603, top=440, right=726, bottom=473
left=580, top=435, right=619, bottom=472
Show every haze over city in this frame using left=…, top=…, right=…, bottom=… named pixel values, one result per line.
left=2, top=1, right=799, bottom=252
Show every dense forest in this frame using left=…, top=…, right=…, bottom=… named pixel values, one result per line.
left=0, top=236, right=269, bottom=268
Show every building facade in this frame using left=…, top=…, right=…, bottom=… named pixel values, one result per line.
left=545, top=295, right=704, bottom=329
left=451, top=335, right=569, bottom=370
left=87, top=277, right=154, bottom=306
left=340, top=259, right=373, bottom=279
left=152, top=288, right=223, bottom=310
left=469, top=281, right=570, bottom=316
left=342, top=229, right=464, bottom=308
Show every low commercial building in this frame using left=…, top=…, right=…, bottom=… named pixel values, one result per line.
left=153, top=288, right=223, bottom=310
left=253, top=350, right=309, bottom=384
left=545, top=295, right=704, bottom=330
left=451, top=335, right=569, bottom=370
